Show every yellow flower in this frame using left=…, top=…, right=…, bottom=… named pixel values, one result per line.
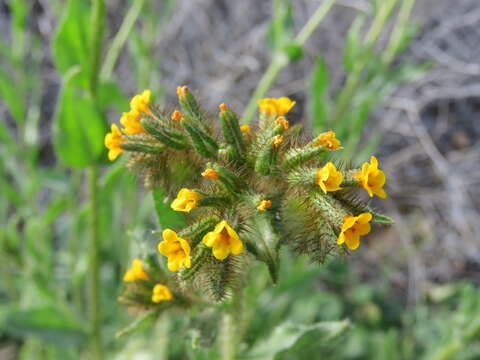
left=258, top=97, right=296, bottom=115
left=272, top=135, right=283, bottom=148
left=177, top=85, right=187, bottom=96
left=152, top=284, right=173, bottom=303
left=201, top=168, right=219, bottom=179
left=219, top=103, right=229, bottom=112
left=240, top=125, right=251, bottom=134
left=354, top=156, right=387, bottom=199
left=314, top=130, right=342, bottom=151
left=123, top=258, right=149, bottom=282
left=257, top=200, right=272, bottom=211
left=202, top=221, right=244, bottom=260
left=158, top=229, right=192, bottom=272
left=130, top=89, right=151, bottom=114
left=316, top=162, right=343, bottom=193
left=171, top=188, right=202, bottom=212
left=104, top=124, right=125, bottom=161
left=120, top=110, right=145, bottom=135
left=171, top=110, right=183, bottom=122
left=275, top=116, right=289, bottom=131
left=337, top=213, right=372, bottom=250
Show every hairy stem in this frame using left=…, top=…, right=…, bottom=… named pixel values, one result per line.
left=88, top=166, right=102, bottom=360
left=88, top=0, right=105, bottom=358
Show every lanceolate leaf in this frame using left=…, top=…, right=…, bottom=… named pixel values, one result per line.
left=310, top=56, right=330, bottom=133
left=53, top=67, right=107, bottom=167
left=52, top=0, right=91, bottom=89
left=2, top=305, right=87, bottom=347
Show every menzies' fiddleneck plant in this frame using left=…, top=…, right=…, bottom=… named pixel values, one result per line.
left=105, top=87, right=393, bottom=314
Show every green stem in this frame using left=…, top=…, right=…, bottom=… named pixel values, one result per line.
left=88, top=0, right=105, bottom=358
left=88, top=166, right=102, bottom=360
left=382, top=0, right=416, bottom=66
left=331, top=0, right=398, bottom=129
left=220, top=310, right=236, bottom=360
left=240, top=0, right=337, bottom=124
left=90, top=0, right=105, bottom=97
left=101, top=0, right=145, bottom=79
left=294, top=0, right=338, bottom=46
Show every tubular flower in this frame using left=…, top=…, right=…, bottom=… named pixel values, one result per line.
left=120, top=110, right=145, bottom=135
left=314, top=130, right=342, bottom=150
left=202, top=221, right=244, bottom=260
left=337, top=213, right=372, bottom=250
left=257, top=200, right=272, bottom=211
left=316, top=162, right=343, bottom=193
left=171, top=110, right=183, bottom=122
left=177, top=85, right=187, bottom=96
left=123, top=258, right=149, bottom=282
left=130, top=89, right=151, bottom=113
left=171, top=188, right=202, bottom=212
left=258, top=97, right=296, bottom=116
left=276, top=116, right=289, bottom=131
left=201, top=168, right=219, bottom=179
left=152, top=284, right=173, bottom=303
left=272, top=135, right=283, bottom=148
left=104, top=124, right=125, bottom=161
left=158, top=229, right=192, bottom=272
left=354, top=156, right=387, bottom=198
left=240, top=125, right=251, bottom=134
left=219, top=103, right=229, bottom=112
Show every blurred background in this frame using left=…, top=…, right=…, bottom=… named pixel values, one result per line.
left=1, top=0, right=480, bottom=359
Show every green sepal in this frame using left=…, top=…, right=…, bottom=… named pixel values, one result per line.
left=286, top=168, right=317, bottom=186
left=283, top=145, right=327, bottom=170
left=219, top=108, right=246, bottom=162
left=141, top=117, right=189, bottom=150
left=179, top=217, right=218, bottom=248
left=372, top=213, right=395, bottom=225
left=181, top=117, right=218, bottom=158
left=311, top=192, right=349, bottom=229
left=247, top=214, right=280, bottom=284
left=198, top=196, right=231, bottom=209
left=180, top=245, right=209, bottom=281
left=120, top=141, right=165, bottom=154
left=177, top=88, right=208, bottom=131
left=255, top=138, right=278, bottom=176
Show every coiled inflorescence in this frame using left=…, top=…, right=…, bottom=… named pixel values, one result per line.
left=107, top=87, right=393, bottom=311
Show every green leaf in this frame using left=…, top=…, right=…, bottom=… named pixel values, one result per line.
left=53, top=67, right=107, bottom=167
left=372, top=213, right=395, bottom=225
left=310, top=56, right=330, bottom=133
left=115, top=309, right=159, bottom=339
left=283, top=43, right=303, bottom=62
left=98, top=80, right=128, bottom=112
left=2, top=306, right=87, bottom=347
left=0, top=69, right=25, bottom=124
left=267, top=0, right=294, bottom=52
left=244, top=320, right=350, bottom=360
left=153, top=189, right=185, bottom=230
left=52, top=0, right=91, bottom=88
left=343, top=16, right=365, bottom=73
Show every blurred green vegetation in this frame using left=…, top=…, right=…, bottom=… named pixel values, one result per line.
left=0, top=0, right=478, bottom=359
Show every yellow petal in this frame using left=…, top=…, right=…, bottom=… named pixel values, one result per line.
left=213, top=245, right=230, bottom=260
left=203, top=232, right=220, bottom=247
left=357, top=213, right=373, bottom=224
left=345, top=234, right=360, bottom=250
left=123, top=269, right=135, bottom=282
left=162, top=229, right=178, bottom=243
left=230, top=237, right=244, bottom=255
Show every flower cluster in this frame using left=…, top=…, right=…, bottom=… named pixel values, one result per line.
left=104, top=90, right=151, bottom=160
left=111, top=88, right=392, bottom=307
